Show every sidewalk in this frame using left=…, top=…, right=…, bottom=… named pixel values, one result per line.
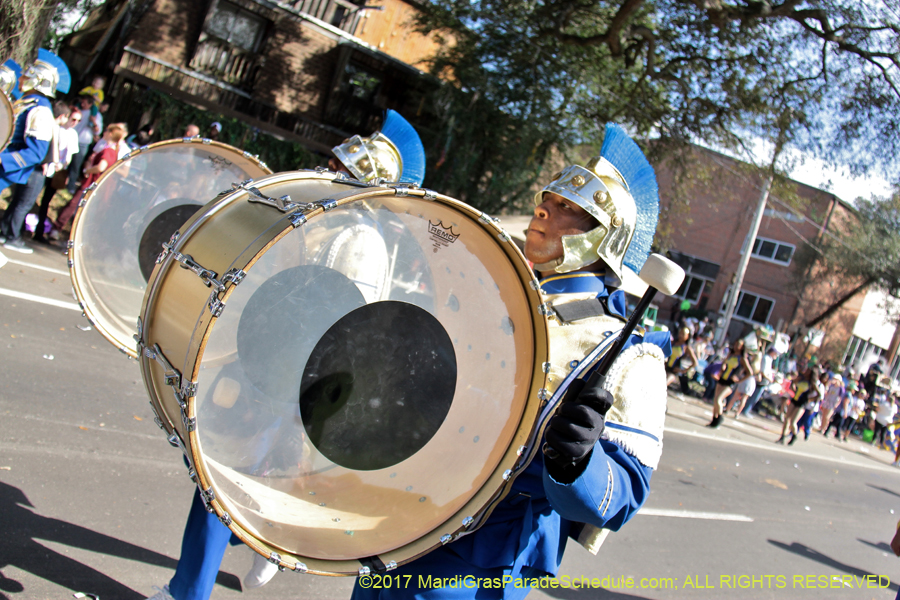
left=663, top=387, right=899, bottom=473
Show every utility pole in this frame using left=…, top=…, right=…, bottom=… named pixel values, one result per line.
left=715, top=173, right=774, bottom=346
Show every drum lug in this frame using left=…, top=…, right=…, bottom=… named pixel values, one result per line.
left=176, top=254, right=220, bottom=288
left=182, top=381, right=198, bottom=398
left=293, top=562, right=308, bottom=573
left=538, top=303, right=553, bottom=316
left=153, top=416, right=164, bottom=430
left=145, top=344, right=182, bottom=390
left=66, top=239, right=74, bottom=249
left=502, top=469, right=513, bottom=481
left=358, top=567, right=371, bottom=576
left=219, top=512, right=232, bottom=526
left=440, top=534, right=453, bottom=545
left=479, top=213, right=499, bottom=225
left=538, top=388, right=550, bottom=401
left=208, top=294, right=225, bottom=318
left=241, top=181, right=301, bottom=213
left=267, top=552, right=282, bottom=565
left=498, top=231, right=511, bottom=242
left=222, top=268, right=246, bottom=286
left=183, top=415, right=197, bottom=432
left=385, top=561, right=398, bottom=571
left=517, top=445, right=527, bottom=456
left=462, top=516, right=474, bottom=528
left=319, top=199, right=338, bottom=211
left=157, top=232, right=180, bottom=264
left=392, top=185, right=410, bottom=197
left=542, top=362, right=552, bottom=373
left=422, top=189, right=437, bottom=200
left=289, top=212, right=307, bottom=228
left=200, top=486, right=216, bottom=510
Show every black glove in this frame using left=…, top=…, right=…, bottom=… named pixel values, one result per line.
left=544, top=377, right=614, bottom=483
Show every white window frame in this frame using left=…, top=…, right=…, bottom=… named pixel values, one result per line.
left=675, top=273, right=713, bottom=305
left=722, top=288, right=776, bottom=325
left=750, top=236, right=795, bottom=266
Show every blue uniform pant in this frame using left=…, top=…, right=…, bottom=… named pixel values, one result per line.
left=168, top=488, right=240, bottom=600
left=1, top=169, right=44, bottom=241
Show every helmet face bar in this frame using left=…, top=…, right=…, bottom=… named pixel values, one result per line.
left=332, top=132, right=403, bottom=183
left=19, top=60, right=60, bottom=98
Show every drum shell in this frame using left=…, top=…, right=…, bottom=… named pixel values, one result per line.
left=138, top=171, right=550, bottom=575
left=68, top=138, right=271, bottom=357
left=0, top=92, right=13, bottom=153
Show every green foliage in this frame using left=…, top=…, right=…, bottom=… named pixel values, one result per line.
left=136, top=87, right=321, bottom=173
left=413, top=1, right=900, bottom=216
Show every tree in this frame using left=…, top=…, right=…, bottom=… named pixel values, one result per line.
left=413, top=1, right=900, bottom=216
left=796, top=189, right=900, bottom=329
left=0, top=0, right=57, bottom=65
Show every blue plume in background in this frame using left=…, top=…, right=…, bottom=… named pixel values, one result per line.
left=37, top=48, right=71, bottom=95
left=381, top=109, right=425, bottom=186
left=600, top=123, right=659, bottom=272
left=3, top=59, right=22, bottom=99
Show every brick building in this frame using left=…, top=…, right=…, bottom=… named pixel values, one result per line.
left=655, top=145, right=866, bottom=363
left=59, top=0, right=440, bottom=153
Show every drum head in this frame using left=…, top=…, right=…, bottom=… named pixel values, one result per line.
left=0, top=93, right=13, bottom=153
left=165, top=179, right=546, bottom=571
left=70, top=139, right=270, bottom=356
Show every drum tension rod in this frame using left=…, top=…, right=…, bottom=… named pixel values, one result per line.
left=144, top=343, right=197, bottom=431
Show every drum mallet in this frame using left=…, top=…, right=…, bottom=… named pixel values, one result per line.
left=543, top=254, right=684, bottom=460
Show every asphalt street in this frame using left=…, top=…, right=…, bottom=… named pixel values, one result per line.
left=0, top=242, right=898, bottom=600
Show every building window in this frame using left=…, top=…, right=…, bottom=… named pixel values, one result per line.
left=751, top=237, right=795, bottom=266
left=723, top=289, right=775, bottom=325
left=206, top=1, right=267, bottom=52
left=675, top=274, right=713, bottom=305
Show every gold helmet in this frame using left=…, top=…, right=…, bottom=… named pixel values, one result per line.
left=0, top=59, right=20, bottom=97
left=19, top=50, right=70, bottom=98
left=332, top=110, right=425, bottom=185
left=532, top=123, right=659, bottom=284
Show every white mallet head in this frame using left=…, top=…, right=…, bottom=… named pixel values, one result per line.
left=639, top=254, right=685, bottom=296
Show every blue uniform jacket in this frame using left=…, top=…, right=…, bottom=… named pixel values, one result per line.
left=1, top=94, right=52, bottom=185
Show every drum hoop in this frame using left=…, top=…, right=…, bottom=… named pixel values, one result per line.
left=0, top=93, right=14, bottom=154
left=69, top=138, right=271, bottom=357
left=142, top=172, right=550, bottom=575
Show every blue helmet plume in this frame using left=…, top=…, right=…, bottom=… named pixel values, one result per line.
left=600, top=123, right=659, bottom=272
left=381, top=109, right=426, bottom=186
left=37, top=49, right=71, bottom=95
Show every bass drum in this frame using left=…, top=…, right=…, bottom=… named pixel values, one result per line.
left=138, top=170, right=550, bottom=575
left=69, top=138, right=271, bottom=357
left=0, top=92, right=14, bottom=153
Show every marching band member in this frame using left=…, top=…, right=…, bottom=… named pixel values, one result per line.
left=0, top=51, right=70, bottom=253
left=146, top=110, right=425, bottom=600
left=351, top=123, right=671, bottom=599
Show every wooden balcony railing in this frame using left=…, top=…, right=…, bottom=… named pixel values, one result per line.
left=289, top=0, right=364, bottom=35
left=189, top=36, right=262, bottom=91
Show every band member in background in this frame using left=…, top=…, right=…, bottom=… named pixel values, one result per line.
left=351, top=123, right=671, bottom=600
left=145, top=110, right=426, bottom=600
left=0, top=50, right=70, bottom=253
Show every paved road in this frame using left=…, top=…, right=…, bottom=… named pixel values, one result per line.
left=0, top=244, right=898, bottom=600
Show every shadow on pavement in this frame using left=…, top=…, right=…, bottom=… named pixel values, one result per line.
left=867, top=484, right=900, bottom=499
left=768, top=540, right=897, bottom=591
left=858, top=539, right=894, bottom=554
left=0, top=481, right=240, bottom=599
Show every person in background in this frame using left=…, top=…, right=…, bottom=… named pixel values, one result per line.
left=873, top=394, right=897, bottom=450
left=67, top=95, right=95, bottom=195
left=823, top=379, right=855, bottom=439
left=78, top=74, right=105, bottom=136
left=0, top=101, right=71, bottom=253
left=92, top=122, right=131, bottom=161
left=796, top=371, right=828, bottom=441
left=778, top=367, right=824, bottom=445
left=183, top=124, right=200, bottom=138
left=817, top=374, right=845, bottom=435
left=708, top=338, right=752, bottom=428
left=742, top=346, right=778, bottom=417
left=34, top=106, right=81, bottom=243
left=126, top=123, right=155, bottom=149
left=206, top=122, right=221, bottom=141
left=53, top=123, right=126, bottom=233
left=665, top=326, right=698, bottom=395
